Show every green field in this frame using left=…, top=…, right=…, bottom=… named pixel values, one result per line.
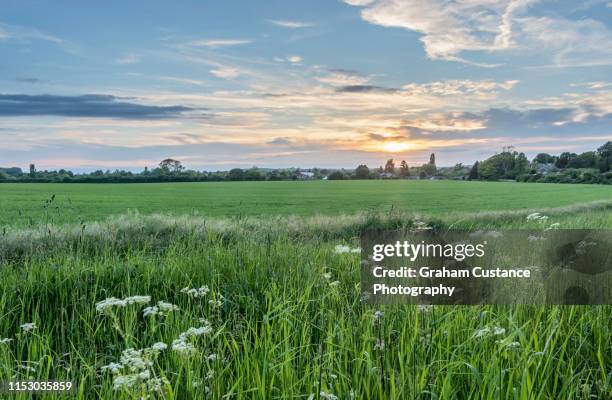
left=1, top=180, right=611, bottom=226
left=0, top=182, right=611, bottom=399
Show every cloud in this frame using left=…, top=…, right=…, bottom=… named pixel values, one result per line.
left=316, top=69, right=371, bottom=86
left=269, top=20, right=313, bottom=28
left=343, top=0, right=535, bottom=63
left=268, top=137, right=292, bottom=145
left=343, top=0, right=612, bottom=67
left=335, top=85, right=398, bottom=94
left=189, top=39, right=253, bottom=48
left=286, top=55, right=302, bottom=64
left=16, top=77, right=42, bottom=84
left=210, top=67, right=242, bottom=79
left=116, top=53, right=140, bottom=64
left=0, top=94, right=196, bottom=119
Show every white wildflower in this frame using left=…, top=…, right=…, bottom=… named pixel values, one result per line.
left=329, top=280, right=340, bottom=287
left=20, top=364, right=36, bottom=372
left=124, top=295, right=151, bottom=305
left=171, top=338, right=196, bottom=355
left=526, top=212, right=542, bottom=221
left=334, top=245, right=360, bottom=254
left=157, top=301, right=179, bottom=312
left=207, top=353, right=218, bottom=362
left=373, top=311, right=384, bottom=321
left=208, top=299, right=222, bottom=307
left=101, top=362, right=123, bottom=374
left=492, top=327, right=506, bottom=336
left=546, top=223, right=561, bottom=231
left=112, top=374, right=139, bottom=390
left=181, top=286, right=210, bottom=298
left=95, top=297, right=127, bottom=313
left=120, top=348, right=152, bottom=372
left=474, top=327, right=491, bottom=338
left=151, top=342, right=167, bottom=351
left=320, top=391, right=338, bottom=400
left=20, top=322, right=37, bottom=333
left=323, top=272, right=332, bottom=280
left=374, top=338, right=385, bottom=350
left=0, top=338, right=13, bottom=344
left=142, top=306, right=159, bottom=317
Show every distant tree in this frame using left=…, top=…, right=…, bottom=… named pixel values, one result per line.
left=533, top=153, right=555, bottom=164
left=468, top=161, right=479, bottom=180
left=419, top=171, right=427, bottom=179
left=399, top=160, right=410, bottom=177
left=555, top=152, right=576, bottom=169
left=228, top=168, right=245, bottom=181
left=159, top=158, right=184, bottom=173
left=429, top=153, right=436, bottom=165
left=29, top=163, right=36, bottom=177
left=354, top=164, right=371, bottom=179
left=328, top=171, right=345, bottom=180
left=384, top=159, right=395, bottom=174
left=597, top=141, right=612, bottom=172
left=143, top=166, right=149, bottom=175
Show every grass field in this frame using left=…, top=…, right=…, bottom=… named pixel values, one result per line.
left=0, top=182, right=611, bottom=399
left=1, top=180, right=611, bottom=226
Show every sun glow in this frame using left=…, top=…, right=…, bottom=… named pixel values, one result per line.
left=382, top=141, right=411, bottom=153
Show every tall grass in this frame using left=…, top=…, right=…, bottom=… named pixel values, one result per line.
left=0, top=203, right=610, bottom=399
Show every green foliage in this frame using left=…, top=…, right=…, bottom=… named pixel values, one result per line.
left=354, top=164, right=371, bottom=179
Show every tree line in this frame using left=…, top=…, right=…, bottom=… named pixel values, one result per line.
left=1, top=142, right=610, bottom=184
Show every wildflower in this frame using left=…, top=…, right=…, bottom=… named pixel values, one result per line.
left=506, top=341, right=520, bottom=349
left=120, top=348, right=152, bottom=372
left=334, top=245, right=360, bottom=254
left=101, top=362, right=123, bottom=374
left=20, top=322, right=37, bottom=333
left=181, top=286, right=210, bottom=298
left=373, top=310, right=384, bottom=321
left=208, top=299, right=222, bottom=308
left=157, top=301, right=179, bottom=312
left=171, top=338, right=196, bottom=355
left=207, top=353, right=218, bottom=362
left=320, top=391, right=338, bottom=400
left=323, top=272, right=332, bottom=280
left=151, top=342, right=168, bottom=351
left=329, top=280, right=340, bottom=287
left=0, top=338, right=13, bottom=344
left=20, top=364, right=36, bottom=372
left=492, top=327, right=506, bottom=336
left=526, top=212, right=542, bottom=221
left=124, top=295, right=151, bottom=305
left=146, top=377, right=169, bottom=393
left=546, top=223, right=561, bottom=230
left=143, top=301, right=179, bottom=317
left=374, top=338, right=385, bottom=350
left=474, top=327, right=491, bottom=338
left=417, top=305, right=433, bottom=313
left=414, top=221, right=432, bottom=231
left=95, top=297, right=127, bottom=313
left=142, top=306, right=159, bottom=317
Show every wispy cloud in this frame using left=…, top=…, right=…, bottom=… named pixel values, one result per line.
left=0, top=94, right=196, bottom=119
left=189, top=39, right=253, bottom=48
left=269, top=20, right=314, bottom=28
left=209, top=67, right=242, bottom=79
left=16, top=77, right=42, bottom=84
left=116, top=53, right=140, bottom=64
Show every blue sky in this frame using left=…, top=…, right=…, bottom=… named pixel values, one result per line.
left=1, top=0, right=611, bottom=171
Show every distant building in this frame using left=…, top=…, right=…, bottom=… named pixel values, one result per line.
left=296, top=171, right=315, bottom=180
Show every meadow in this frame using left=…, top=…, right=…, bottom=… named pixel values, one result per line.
left=0, top=181, right=611, bottom=399
left=1, top=180, right=612, bottom=226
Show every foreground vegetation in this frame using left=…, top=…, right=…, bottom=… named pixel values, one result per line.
left=1, top=180, right=612, bottom=227
left=0, top=200, right=611, bottom=399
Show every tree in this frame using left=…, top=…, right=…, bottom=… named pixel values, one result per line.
left=429, top=153, right=436, bottom=165
left=384, top=159, right=395, bottom=174
left=533, top=153, right=555, bottom=164
left=29, top=163, right=36, bottom=177
left=555, top=152, right=576, bottom=169
left=228, top=168, right=245, bottom=181
left=399, top=160, right=410, bottom=177
left=328, top=171, right=345, bottom=180
left=159, top=158, right=184, bottom=173
left=597, top=141, right=612, bottom=172
left=354, top=164, right=370, bottom=179
left=468, top=161, right=479, bottom=180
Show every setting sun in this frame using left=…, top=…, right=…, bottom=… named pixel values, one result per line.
left=382, top=141, right=411, bottom=153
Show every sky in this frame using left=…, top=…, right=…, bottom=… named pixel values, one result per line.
left=1, top=0, right=611, bottom=171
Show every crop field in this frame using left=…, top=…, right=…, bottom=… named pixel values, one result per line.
left=1, top=180, right=611, bottom=226
left=0, top=182, right=611, bottom=399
